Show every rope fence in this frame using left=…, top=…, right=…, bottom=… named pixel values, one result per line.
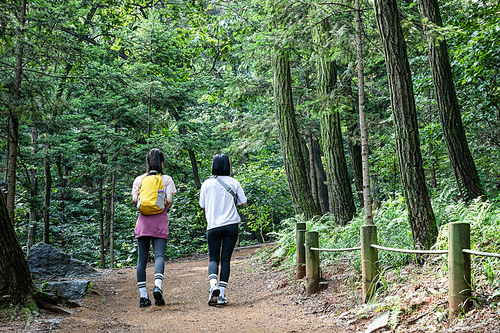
left=370, top=244, right=448, bottom=255
left=296, top=222, right=499, bottom=318
left=309, top=246, right=361, bottom=252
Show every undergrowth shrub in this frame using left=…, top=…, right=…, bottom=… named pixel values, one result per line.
left=268, top=192, right=500, bottom=297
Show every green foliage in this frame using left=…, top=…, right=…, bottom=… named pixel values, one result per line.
left=270, top=193, right=500, bottom=285
left=237, top=150, right=294, bottom=242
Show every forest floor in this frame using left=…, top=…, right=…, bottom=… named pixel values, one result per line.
left=2, top=244, right=500, bottom=332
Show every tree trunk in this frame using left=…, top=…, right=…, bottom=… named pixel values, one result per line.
left=312, top=138, right=330, bottom=214
left=3, top=129, right=8, bottom=182
left=344, top=75, right=364, bottom=207
left=306, top=132, right=317, bottom=206
left=348, top=138, right=364, bottom=206
left=7, top=110, right=20, bottom=222
left=272, top=51, right=320, bottom=219
left=6, top=0, right=27, bottom=221
left=300, top=137, right=311, bottom=191
left=98, top=178, right=105, bottom=268
left=147, top=93, right=151, bottom=140
left=55, top=155, right=66, bottom=220
left=427, top=89, right=438, bottom=190
left=320, top=112, right=356, bottom=224
left=188, top=149, right=202, bottom=189
left=105, top=180, right=111, bottom=251
left=374, top=0, right=437, bottom=248
left=0, top=195, right=37, bottom=305
left=168, top=107, right=202, bottom=189
left=43, top=144, right=51, bottom=244
left=109, top=173, right=115, bottom=268
left=418, top=0, right=484, bottom=202
left=313, top=20, right=356, bottom=224
left=28, top=125, right=39, bottom=252
left=355, top=0, right=374, bottom=225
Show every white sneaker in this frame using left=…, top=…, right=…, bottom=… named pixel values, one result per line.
left=208, top=286, right=220, bottom=306
left=217, top=295, right=228, bottom=305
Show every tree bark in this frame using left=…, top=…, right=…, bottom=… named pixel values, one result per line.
left=355, top=0, right=371, bottom=222
left=312, top=138, right=330, bottom=214
left=98, top=178, right=105, bottom=268
left=320, top=112, right=356, bottom=224
left=348, top=138, right=364, bottom=206
left=0, top=194, right=37, bottom=305
left=43, top=144, right=51, bottom=244
left=109, top=173, right=115, bottom=268
left=418, top=0, right=484, bottom=202
left=374, top=0, right=437, bottom=248
left=6, top=0, right=27, bottom=221
left=168, top=107, right=202, bottom=189
left=272, top=51, right=320, bottom=219
left=55, top=155, right=67, bottom=220
left=313, top=20, right=356, bottom=224
left=427, top=89, right=438, bottom=190
left=6, top=114, right=18, bottom=221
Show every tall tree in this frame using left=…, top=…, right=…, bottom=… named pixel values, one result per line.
left=355, top=0, right=374, bottom=225
left=272, top=51, right=320, bottom=219
left=6, top=0, right=27, bottom=220
left=418, top=0, right=484, bottom=202
left=373, top=0, right=437, bottom=248
left=313, top=19, right=356, bottom=224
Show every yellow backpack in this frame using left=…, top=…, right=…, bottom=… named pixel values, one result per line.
left=137, top=171, right=165, bottom=215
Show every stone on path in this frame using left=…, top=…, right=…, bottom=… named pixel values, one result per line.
left=365, top=311, right=390, bottom=333
left=42, top=279, right=91, bottom=300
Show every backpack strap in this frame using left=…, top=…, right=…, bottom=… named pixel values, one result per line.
left=212, top=175, right=237, bottom=204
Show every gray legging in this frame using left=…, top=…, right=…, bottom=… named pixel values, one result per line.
left=137, top=236, right=167, bottom=283
left=207, top=223, right=239, bottom=283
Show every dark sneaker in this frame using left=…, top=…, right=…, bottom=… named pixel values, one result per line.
left=207, top=286, right=220, bottom=306
left=140, top=296, right=151, bottom=308
left=153, top=286, right=165, bottom=306
left=217, top=295, right=228, bottom=306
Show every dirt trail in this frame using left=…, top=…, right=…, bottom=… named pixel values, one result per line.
left=42, top=246, right=334, bottom=332
left=5, top=245, right=498, bottom=332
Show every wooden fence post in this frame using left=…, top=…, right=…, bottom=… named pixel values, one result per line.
left=360, top=225, right=379, bottom=303
left=305, top=231, right=319, bottom=295
left=296, top=222, right=307, bottom=279
left=449, top=222, right=471, bottom=318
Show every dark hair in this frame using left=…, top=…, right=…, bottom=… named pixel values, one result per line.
left=146, top=148, right=164, bottom=174
left=211, top=153, right=231, bottom=176
left=0, top=182, right=5, bottom=187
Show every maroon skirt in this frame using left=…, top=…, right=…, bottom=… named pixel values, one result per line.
left=134, top=209, right=169, bottom=239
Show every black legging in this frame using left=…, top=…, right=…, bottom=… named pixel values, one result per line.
left=207, top=223, right=238, bottom=283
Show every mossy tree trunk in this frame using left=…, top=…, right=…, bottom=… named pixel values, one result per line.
left=272, top=51, right=320, bottom=220
left=373, top=0, right=437, bottom=248
left=0, top=195, right=37, bottom=306
left=418, top=0, right=484, bottom=202
left=314, top=20, right=356, bottom=224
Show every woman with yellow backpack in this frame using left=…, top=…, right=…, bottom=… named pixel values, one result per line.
left=131, top=148, right=176, bottom=307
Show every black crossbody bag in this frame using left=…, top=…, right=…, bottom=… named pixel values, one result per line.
left=212, top=175, right=238, bottom=205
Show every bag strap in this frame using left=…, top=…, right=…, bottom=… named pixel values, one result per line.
left=212, top=175, right=237, bottom=204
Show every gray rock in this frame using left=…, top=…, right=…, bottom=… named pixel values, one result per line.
left=42, top=279, right=90, bottom=300
left=365, top=311, right=390, bottom=333
left=27, top=242, right=101, bottom=279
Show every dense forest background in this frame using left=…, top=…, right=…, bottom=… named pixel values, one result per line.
left=1, top=0, right=499, bottom=269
